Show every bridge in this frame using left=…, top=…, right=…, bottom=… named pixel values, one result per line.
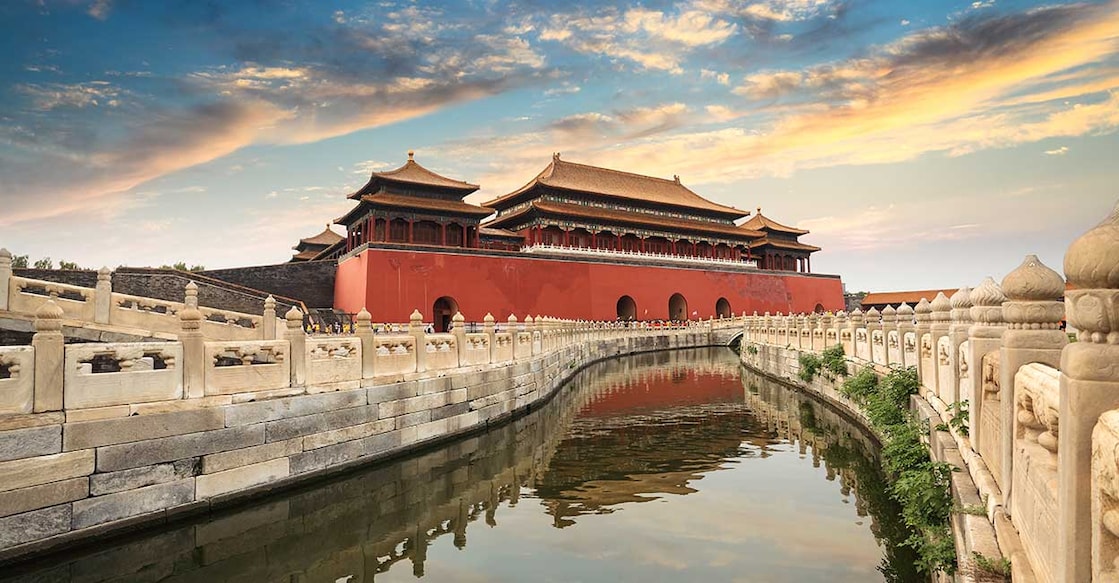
left=0, top=201, right=1113, bottom=581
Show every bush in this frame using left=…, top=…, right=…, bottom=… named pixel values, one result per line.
left=840, top=367, right=878, bottom=404
left=821, top=344, right=848, bottom=377
left=745, top=344, right=758, bottom=355
left=798, top=353, right=822, bottom=382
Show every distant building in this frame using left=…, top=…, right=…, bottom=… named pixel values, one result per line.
left=860, top=289, right=958, bottom=312
left=290, top=225, right=344, bottom=262
left=292, top=152, right=844, bottom=328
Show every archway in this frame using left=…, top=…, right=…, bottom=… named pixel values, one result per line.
left=669, top=293, right=688, bottom=322
left=433, top=296, right=459, bottom=333
left=716, top=297, right=731, bottom=318
left=616, top=295, right=637, bottom=321
left=814, top=303, right=825, bottom=314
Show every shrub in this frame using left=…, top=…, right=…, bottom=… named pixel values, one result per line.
left=798, top=353, right=822, bottom=382
left=821, top=344, right=848, bottom=377
left=840, top=367, right=878, bottom=404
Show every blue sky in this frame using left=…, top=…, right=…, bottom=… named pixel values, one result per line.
left=1, top=0, right=1116, bottom=292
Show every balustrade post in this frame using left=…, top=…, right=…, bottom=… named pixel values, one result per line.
left=807, top=312, right=819, bottom=351
left=532, top=316, right=542, bottom=355
left=929, top=293, right=952, bottom=399
left=408, top=309, right=426, bottom=373
left=507, top=314, right=519, bottom=359
left=915, top=298, right=933, bottom=390
left=865, top=307, right=882, bottom=365
left=966, top=278, right=1006, bottom=452
left=896, top=304, right=915, bottom=368
left=0, top=248, right=10, bottom=311
left=31, top=300, right=64, bottom=412
left=1058, top=206, right=1119, bottom=582
left=285, top=307, right=306, bottom=387
left=483, top=313, right=496, bottom=363
left=996, top=255, right=1066, bottom=509
left=179, top=282, right=205, bottom=399
left=834, top=310, right=849, bottom=355
left=883, top=306, right=899, bottom=365
left=94, top=267, right=111, bottom=324
left=356, top=308, right=374, bottom=379
left=451, top=312, right=467, bottom=366
left=848, top=308, right=865, bottom=361
left=262, top=295, right=277, bottom=340
left=947, top=286, right=974, bottom=405
left=819, top=311, right=833, bottom=349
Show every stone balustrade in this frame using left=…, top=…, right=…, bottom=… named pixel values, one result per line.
left=0, top=254, right=267, bottom=342
left=738, top=200, right=1119, bottom=583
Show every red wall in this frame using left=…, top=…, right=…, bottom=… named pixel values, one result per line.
left=334, top=248, right=844, bottom=322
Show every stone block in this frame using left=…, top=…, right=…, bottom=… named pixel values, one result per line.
left=0, top=449, right=94, bottom=492
left=65, top=405, right=131, bottom=423
left=230, top=387, right=306, bottom=404
left=263, top=404, right=377, bottom=443
left=0, top=424, right=61, bottom=462
left=431, top=402, right=470, bottom=421
left=63, top=408, right=225, bottom=451
left=396, top=410, right=431, bottom=429
left=0, top=504, right=71, bottom=548
left=196, top=458, right=289, bottom=499
left=289, top=439, right=365, bottom=474
left=72, top=478, right=194, bottom=529
left=0, top=411, right=64, bottom=431
left=361, top=430, right=402, bottom=457
left=129, top=395, right=231, bottom=416
left=0, top=477, right=87, bottom=518
left=367, top=382, right=417, bottom=404
left=401, top=392, right=449, bottom=414
left=224, top=390, right=365, bottom=427
left=303, top=418, right=394, bottom=450
left=96, top=425, right=264, bottom=471
left=202, top=438, right=303, bottom=474
left=378, top=399, right=405, bottom=419
left=89, top=458, right=200, bottom=496
left=416, top=377, right=451, bottom=395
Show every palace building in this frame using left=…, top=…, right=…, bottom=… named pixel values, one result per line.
left=298, top=152, right=842, bottom=329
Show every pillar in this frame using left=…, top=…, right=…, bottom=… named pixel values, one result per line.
left=356, top=308, right=374, bottom=379
left=0, top=248, right=10, bottom=311
left=94, top=267, right=111, bottom=324
left=896, top=303, right=915, bottom=368
left=483, top=312, right=496, bottom=363
left=881, top=305, right=898, bottom=364
left=946, top=286, right=973, bottom=404
left=180, top=282, right=205, bottom=399
left=32, top=300, right=64, bottom=412
left=409, top=309, right=426, bottom=372
left=999, top=255, right=1066, bottom=508
left=451, top=312, right=467, bottom=366
left=563, top=229, right=569, bottom=247
left=966, top=278, right=1006, bottom=453
left=262, top=295, right=277, bottom=340
left=914, top=298, right=933, bottom=389
left=1058, top=206, right=1118, bottom=582
left=929, top=292, right=952, bottom=396
left=848, top=308, right=865, bottom=359
left=441, top=223, right=447, bottom=246
left=284, top=307, right=306, bottom=387
left=407, top=219, right=414, bottom=243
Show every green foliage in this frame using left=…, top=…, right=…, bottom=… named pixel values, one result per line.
left=970, top=552, right=1011, bottom=581
left=10, top=254, right=29, bottom=268
left=798, top=352, right=822, bottom=382
left=32, top=257, right=53, bottom=269
left=948, top=401, right=969, bottom=437
left=57, top=260, right=81, bottom=270
left=160, top=262, right=206, bottom=272
left=821, top=344, right=848, bottom=377
left=1068, top=332, right=1077, bottom=343
left=745, top=344, right=758, bottom=355
left=842, top=363, right=957, bottom=576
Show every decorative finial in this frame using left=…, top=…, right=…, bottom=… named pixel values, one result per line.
left=407, top=150, right=415, bottom=161
left=1064, top=200, right=1119, bottom=289
left=673, top=174, right=680, bottom=184
left=757, top=207, right=762, bottom=214
left=1003, top=254, right=1064, bottom=301
left=553, top=152, right=560, bottom=161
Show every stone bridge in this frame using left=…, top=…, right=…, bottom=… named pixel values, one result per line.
left=739, top=202, right=1119, bottom=583
left=0, top=260, right=742, bottom=563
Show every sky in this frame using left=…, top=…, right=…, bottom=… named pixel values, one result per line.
left=1, top=0, right=1117, bottom=293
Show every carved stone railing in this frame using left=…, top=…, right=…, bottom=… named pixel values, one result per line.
left=63, top=342, right=183, bottom=410
left=1013, top=362, right=1060, bottom=581
left=204, top=340, right=291, bottom=396
left=0, top=345, right=34, bottom=415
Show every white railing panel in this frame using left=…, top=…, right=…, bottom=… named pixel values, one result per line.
left=462, top=333, right=490, bottom=366
left=424, top=334, right=458, bottom=370
left=372, top=335, right=417, bottom=377
left=9, top=276, right=94, bottom=321
left=64, top=342, right=183, bottom=409
left=1012, top=362, right=1060, bottom=583
left=204, top=340, right=290, bottom=396
left=0, top=346, right=34, bottom=415
left=493, top=332, right=514, bottom=363
left=306, top=336, right=361, bottom=389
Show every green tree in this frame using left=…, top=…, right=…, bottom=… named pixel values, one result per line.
left=11, top=254, right=29, bottom=268
left=58, top=260, right=80, bottom=270
left=33, top=257, right=53, bottom=269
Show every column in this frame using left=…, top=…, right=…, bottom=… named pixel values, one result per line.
left=1058, top=204, right=1117, bottom=582
left=441, top=223, right=447, bottom=246
left=285, top=307, right=306, bottom=388
left=807, top=256, right=811, bottom=273
left=563, top=229, right=570, bottom=247
left=407, top=219, right=414, bottom=243
left=32, top=300, right=64, bottom=412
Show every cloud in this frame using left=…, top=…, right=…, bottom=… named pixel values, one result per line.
left=87, top=0, right=112, bottom=20
left=1044, top=145, right=1069, bottom=155
left=17, top=81, right=124, bottom=110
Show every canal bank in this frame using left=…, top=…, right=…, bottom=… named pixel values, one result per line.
left=1, top=348, right=920, bottom=582
left=0, top=328, right=720, bottom=565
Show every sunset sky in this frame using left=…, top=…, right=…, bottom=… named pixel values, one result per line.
left=1, top=0, right=1116, bottom=292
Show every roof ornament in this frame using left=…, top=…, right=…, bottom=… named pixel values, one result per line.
left=673, top=174, right=680, bottom=184
left=553, top=152, right=561, bottom=161
left=757, top=207, right=762, bottom=214
left=407, top=150, right=415, bottom=161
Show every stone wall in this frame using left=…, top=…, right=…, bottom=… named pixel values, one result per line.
left=0, top=319, right=720, bottom=564
left=202, top=261, right=337, bottom=309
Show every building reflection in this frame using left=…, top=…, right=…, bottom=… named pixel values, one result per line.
left=1, top=348, right=898, bottom=583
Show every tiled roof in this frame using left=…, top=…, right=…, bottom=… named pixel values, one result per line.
left=478, top=227, right=524, bottom=238
left=747, top=237, right=820, bottom=252
left=482, top=155, right=748, bottom=218
left=297, top=226, right=344, bottom=247
left=739, top=209, right=809, bottom=235
left=348, top=152, right=479, bottom=199
left=860, top=289, right=958, bottom=308
left=485, top=200, right=764, bottom=240
left=336, top=193, right=493, bottom=224
left=291, top=249, right=321, bottom=261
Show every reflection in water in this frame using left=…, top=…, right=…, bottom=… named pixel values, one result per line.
left=2, top=348, right=919, bottom=583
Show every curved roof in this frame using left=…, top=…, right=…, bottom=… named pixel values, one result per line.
left=739, top=208, right=809, bottom=235
left=349, top=152, right=479, bottom=199
left=297, top=225, right=344, bottom=247
left=483, top=155, right=747, bottom=219
left=747, top=236, right=820, bottom=252
left=485, top=200, right=763, bottom=240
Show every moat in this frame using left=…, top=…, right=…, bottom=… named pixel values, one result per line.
left=1, top=348, right=920, bottom=582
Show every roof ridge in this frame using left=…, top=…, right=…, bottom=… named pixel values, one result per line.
left=551, top=157, right=682, bottom=186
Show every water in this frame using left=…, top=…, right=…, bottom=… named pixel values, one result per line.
left=2, top=348, right=920, bottom=582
